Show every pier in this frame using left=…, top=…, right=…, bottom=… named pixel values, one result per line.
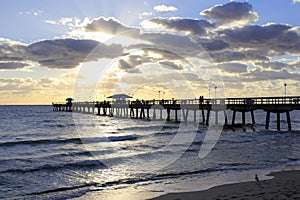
left=52, top=96, right=300, bottom=131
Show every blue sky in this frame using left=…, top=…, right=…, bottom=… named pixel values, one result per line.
left=1, top=0, right=300, bottom=104
left=2, top=0, right=300, bottom=43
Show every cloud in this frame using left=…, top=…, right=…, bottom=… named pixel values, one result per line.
left=116, top=48, right=186, bottom=73
left=140, top=33, right=202, bottom=56
left=0, top=62, right=29, bottom=70
left=243, top=69, right=300, bottom=81
left=293, top=0, right=300, bottom=4
left=209, top=50, right=268, bottom=63
left=43, top=20, right=57, bottom=25
left=0, top=77, right=75, bottom=104
left=143, top=18, right=214, bottom=35
left=153, top=4, right=178, bottom=13
left=0, top=38, right=124, bottom=69
left=59, top=17, right=75, bottom=25
left=118, top=59, right=133, bottom=70
left=159, top=61, right=183, bottom=70
left=139, top=12, right=153, bottom=19
left=197, top=39, right=229, bottom=51
left=220, top=23, right=300, bottom=54
left=255, top=59, right=300, bottom=71
left=0, top=78, right=36, bottom=92
left=255, top=61, right=289, bottom=70
left=200, top=2, right=258, bottom=27
left=216, top=63, right=248, bottom=73
left=19, top=10, right=43, bottom=16
left=85, top=17, right=140, bottom=35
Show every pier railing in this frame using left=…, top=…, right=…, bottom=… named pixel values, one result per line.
left=53, top=96, right=300, bottom=107
left=125, top=96, right=300, bottom=106
left=52, top=96, right=300, bottom=131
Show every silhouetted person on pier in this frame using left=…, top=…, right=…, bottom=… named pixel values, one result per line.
left=255, top=174, right=259, bottom=182
left=172, top=98, right=176, bottom=105
left=199, top=96, right=204, bottom=104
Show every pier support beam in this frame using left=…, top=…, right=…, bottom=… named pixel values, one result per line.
left=277, top=112, right=281, bottom=131
left=153, top=109, right=156, bottom=119
left=167, top=108, right=171, bottom=121
left=286, top=111, right=292, bottom=131
left=147, top=109, right=150, bottom=119
left=202, top=109, right=205, bottom=123
left=206, top=110, right=210, bottom=126
left=224, top=110, right=228, bottom=125
left=251, top=110, right=255, bottom=124
left=266, top=111, right=270, bottom=129
left=215, top=111, right=219, bottom=124
left=232, top=109, right=256, bottom=126
left=265, top=109, right=292, bottom=131
left=182, top=109, right=189, bottom=122
left=232, top=110, right=236, bottom=126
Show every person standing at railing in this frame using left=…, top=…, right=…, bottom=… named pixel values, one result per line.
left=199, top=96, right=204, bottom=105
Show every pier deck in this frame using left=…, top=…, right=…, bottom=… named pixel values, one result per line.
left=53, top=96, right=300, bottom=131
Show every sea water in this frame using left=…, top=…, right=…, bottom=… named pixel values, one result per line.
left=0, top=105, right=299, bottom=199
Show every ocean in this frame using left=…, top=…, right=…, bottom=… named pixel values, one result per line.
left=0, top=105, right=300, bottom=199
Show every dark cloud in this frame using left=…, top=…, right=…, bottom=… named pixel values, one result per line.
left=159, top=61, right=183, bottom=70
left=243, top=69, right=300, bottom=81
left=255, top=61, right=289, bottom=70
left=209, top=50, right=268, bottom=63
left=198, top=39, right=229, bottom=51
left=220, top=24, right=300, bottom=54
left=118, top=59, right=133, bottom=70
left=0, top=39, right=124, bottom=69
left=0, top=43, right=27, bottom=62
left=0, top=62, right=28, bottom=70
left=146, top=18, right=214, bottom=35
left=221, top=24, right=291, bottom=44
left=201, top=2, right=258, bottom=26
left=117, top=48, right=187, bottom=73
left=85, top=17, right=140, bottom=36
left=216, top=63, right=248, bottom=73
left=141, top=33, right=203, bottom=57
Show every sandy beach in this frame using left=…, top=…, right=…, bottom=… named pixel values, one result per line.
left=151, top=170, right=300, bottom=200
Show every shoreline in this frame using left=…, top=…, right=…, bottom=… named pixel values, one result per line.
left=150, top=169, right=300, bottom=200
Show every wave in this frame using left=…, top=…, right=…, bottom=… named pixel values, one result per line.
left=0, top=138, right=83, bottom=147
left=23, top=184, right=94, bottom=199
left=0, top=136, right=120, bottom=147
left=107, top=135, right=138, bottom=142
left=1, top=160, right=106, bottom=174
left=118, top=124, right=179, bottom=132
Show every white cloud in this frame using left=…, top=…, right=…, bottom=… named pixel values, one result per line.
left=43, top=20, right=57, bottom=25
left=200, top=2, right=258, bottom=28
left=143, top=17, right=214, bottom=35
left=293, top=0, right=300, bottom=4
left=19, top=10, right=43, bottom=16
left=139, top=12, right=153, bottom=19
left=59, top=17, right=75, bottom=25
left=153, top=4, right=178, bottom=13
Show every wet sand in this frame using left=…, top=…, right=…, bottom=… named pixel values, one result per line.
left=150, top=170, right=300, bottom=200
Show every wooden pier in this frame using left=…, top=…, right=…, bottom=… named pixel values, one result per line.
left=52, top=96, right=300, bottom=131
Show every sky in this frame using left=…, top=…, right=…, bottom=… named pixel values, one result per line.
left=1, top=0, right=300, bottom=104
